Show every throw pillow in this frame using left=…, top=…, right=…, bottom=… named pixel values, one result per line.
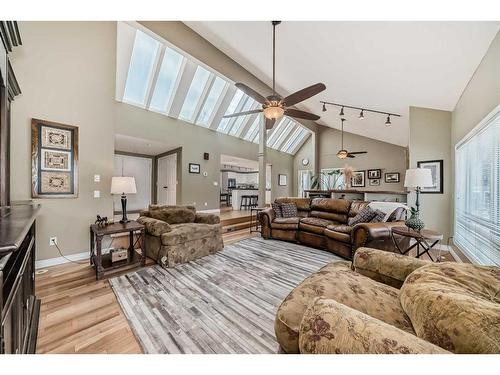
left=281, top=203, right=298, bottom=218
left=272, top=202, right=283, bottom=218
left=370, top=209, right=386, bottom=223
left=348, top=206, right=377, bottom=226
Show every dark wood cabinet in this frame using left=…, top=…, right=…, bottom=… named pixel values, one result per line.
left=0, top=204, right=40, bottom=354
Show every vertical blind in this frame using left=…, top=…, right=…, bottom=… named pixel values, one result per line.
left=455, top=108, right=500, bottom=265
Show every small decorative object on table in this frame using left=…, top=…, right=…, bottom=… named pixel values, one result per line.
left=404, top=168, right=433, bottom=231
left=95, top=214, right=108, bottom=227
left=110, top=248, right=128, bottom=263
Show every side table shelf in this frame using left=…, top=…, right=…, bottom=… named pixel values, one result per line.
left=90, top=221, right=146, bottom=280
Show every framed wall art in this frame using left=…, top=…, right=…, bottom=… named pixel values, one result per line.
left=369, top=179, right=380, bottom=186
left=278, top=174, right=287, bottom=186
left=417, top=159, right=443, bottom=194
left=31, top=118, right=79, bottom=198
left=384, top=172, right=400, bottom=183
left=351, top=171, right=365, bottom=187
left=367, top=169, right=382, bottom=179
left=189, top=163, right=200, bottom=174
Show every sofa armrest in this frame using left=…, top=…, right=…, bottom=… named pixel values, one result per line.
left=194, top=213, right=220, bottom=225
left=352, top=221, right=405, bottom=248
left=137, top=216, right=171, bottom=237
left=299, top=298, right=448, bottom=354
left=260, top=208, right=275, bottom=239
left=353, top=247, right=430, bottom=288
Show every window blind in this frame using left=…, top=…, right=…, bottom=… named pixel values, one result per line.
left=455, top=108, right=500, bottom=265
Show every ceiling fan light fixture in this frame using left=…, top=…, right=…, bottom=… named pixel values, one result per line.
left=385, top=115, right=391, bottom=126
left=263, top=105, right=285, bottom=120
left=359, top=110, right=364, bottom=120
left=337, top=150, right=348, bottom=159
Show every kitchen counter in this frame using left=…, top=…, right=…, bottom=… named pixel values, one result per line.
left=0, top=204, right=41, bottom=254
left=231, top=189, right=271, bottom=210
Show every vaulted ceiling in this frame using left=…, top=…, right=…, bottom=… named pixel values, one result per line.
left=185, top=21, right=500, bottom=146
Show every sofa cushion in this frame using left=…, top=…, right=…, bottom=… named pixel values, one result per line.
left=161, top=223, right=219, bottom=246
left=275, top=261, right=415, bottom=354
left=281, top=203, right=298, bottom=218
left=324, top=225, right=353, bottom=244
left=400, top=262, right=500, bottom=353
left=271, top=217, right=300, bottom=230
left=272, top=202, right=283, bottom=218
left=299, top=217, right=334, bottom=235
left=348, top=206, right=377, bottom=226
left=370, top=209, right=387, bottom=223
left=149, top=205, right=196, bottom=224
left=310, top=198, right=351, bottom=223
left=275, top=197, right=311, bottom=212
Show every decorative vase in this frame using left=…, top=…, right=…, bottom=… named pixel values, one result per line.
left=405, top=209, right=425, bottom=232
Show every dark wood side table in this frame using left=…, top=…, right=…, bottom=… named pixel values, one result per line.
left=250, top=207, right=265, bottom=233
left=90, top=221, right=146, bottom=280
left=391, top=226, right=443, bottom=262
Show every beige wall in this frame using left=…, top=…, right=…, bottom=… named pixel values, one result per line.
left=115, top=104, right=293, bottom=209
left=10, top=22, right=116, bottom=261
left=292, top=137, right=314, bottom=196
left=409, top=107, right=452, bottom=239
left=316, top=126, right=408, bottom=191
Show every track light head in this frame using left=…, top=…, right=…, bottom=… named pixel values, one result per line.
left=385, top=115, right=391, bottom=126
left=322, top=103, right=327, bottom=112
left=359, top=110, right=364, bottom=120
left=339, top=106, right=344, bottom=116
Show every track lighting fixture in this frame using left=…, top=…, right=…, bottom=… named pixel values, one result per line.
left=385, top=115, right=391, bottom=126
left=319, top=101, right=401, bottom=126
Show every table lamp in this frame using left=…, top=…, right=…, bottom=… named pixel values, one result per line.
left=404, top=168, right=433, bottom=231
left=111, top=177, right=137, bottom=223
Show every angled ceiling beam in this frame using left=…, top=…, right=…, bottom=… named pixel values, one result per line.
left=209, top=85, right=236, bottom=130
left=168, top=60, right=198, bottom=118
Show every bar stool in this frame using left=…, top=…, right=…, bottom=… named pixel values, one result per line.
left=250, top=195, right=258, bottom=208
left=240, top=195, right=251, bottom=210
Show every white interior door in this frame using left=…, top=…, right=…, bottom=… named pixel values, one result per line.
left=157, top=153, right=177, bottom=205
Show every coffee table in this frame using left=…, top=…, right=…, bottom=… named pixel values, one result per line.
left=390, top=226, right=443, bottom=262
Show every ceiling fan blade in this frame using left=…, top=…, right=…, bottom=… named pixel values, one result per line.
left=285, top=108, right=320, bottom=121
left=347, top=154, right=356, bottom=158
left=283, top=83, right=326, bottom=106
left=222, top=109, right=262, bottom=119
left=265, top=118, right=276, bottom=129
left=235, top=83, right=267, bottom=104
left=348, top=151, right=368, bottom=155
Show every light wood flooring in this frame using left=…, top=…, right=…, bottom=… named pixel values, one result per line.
left=35, top=228, right=255, bottom=354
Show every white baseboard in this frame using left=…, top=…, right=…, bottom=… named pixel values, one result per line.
left=35, top=247, right=113, bottom=270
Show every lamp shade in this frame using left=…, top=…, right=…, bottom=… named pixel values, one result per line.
left=111, top=176, right=137, bottom=195
left=404, top=168, right=433, bottom=188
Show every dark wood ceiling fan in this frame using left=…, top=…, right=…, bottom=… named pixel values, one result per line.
left=222, top=21, right=326, bottom=130
left=334, top=118, right=367, bottom=159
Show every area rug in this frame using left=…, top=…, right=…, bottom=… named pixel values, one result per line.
left=109, top=237, right=340, bottom=353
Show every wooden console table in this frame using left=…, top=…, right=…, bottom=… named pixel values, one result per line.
left=90, top=221, right=146, bottom=280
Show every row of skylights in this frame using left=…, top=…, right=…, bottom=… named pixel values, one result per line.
left=117, top=23, right=311, bottom=155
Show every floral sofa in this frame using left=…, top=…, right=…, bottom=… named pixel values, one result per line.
left=137, top=205, right=223, bottom=268
left=275, top=248, right=500, bottom=354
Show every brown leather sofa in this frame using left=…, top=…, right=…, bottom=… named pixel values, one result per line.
left=260, top=197, right=407, bottom=259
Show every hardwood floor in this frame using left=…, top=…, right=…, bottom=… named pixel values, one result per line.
left=35, top=228, right=255, bottom=354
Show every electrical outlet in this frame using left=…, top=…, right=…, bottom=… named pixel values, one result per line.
left=94, top=174, right=100, bottom=182
left=49, top=237, right=57, bottom=246
left=93, top=190, right=100, bottom=198
left=204, top=202, right=208, bottom=206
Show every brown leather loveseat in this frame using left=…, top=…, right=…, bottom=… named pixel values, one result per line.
left=260, top=197, right=407, bottom=260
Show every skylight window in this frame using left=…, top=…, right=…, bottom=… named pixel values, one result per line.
left=178, top=66, right=211, bottom=122
left=266, top=118, right=289, bottom=147
left=229, top=98, right=257, bottom=136
left=196, top=76, right=227, bottom=127
left=284, top=127, right=309, bottom=154
left=149, top=47, right=184, bottom=113
left=269, top=120, right=295, bottom=149
left=217, top=89, right=245, bottom=133
left=244, top=116, right=261, bottom=141
left=123, top=30, right=161, bottom=106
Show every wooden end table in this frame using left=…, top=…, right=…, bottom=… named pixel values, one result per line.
left=391, top=226, right=443, bottom=262
left=250, top=207, right=265, bottom=233
left=90, top=221, right=146, bottom=280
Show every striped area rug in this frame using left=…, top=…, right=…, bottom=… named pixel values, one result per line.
left=109, top=237, right=340, bottom=353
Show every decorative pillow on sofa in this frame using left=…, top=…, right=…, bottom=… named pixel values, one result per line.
left=347, top=207, right=377, bottom=226
left=370, top=209, right=387, bottom=223
left=272, top=202, right=283, bottom=218
left=281, top=203, right=298, bottom=218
